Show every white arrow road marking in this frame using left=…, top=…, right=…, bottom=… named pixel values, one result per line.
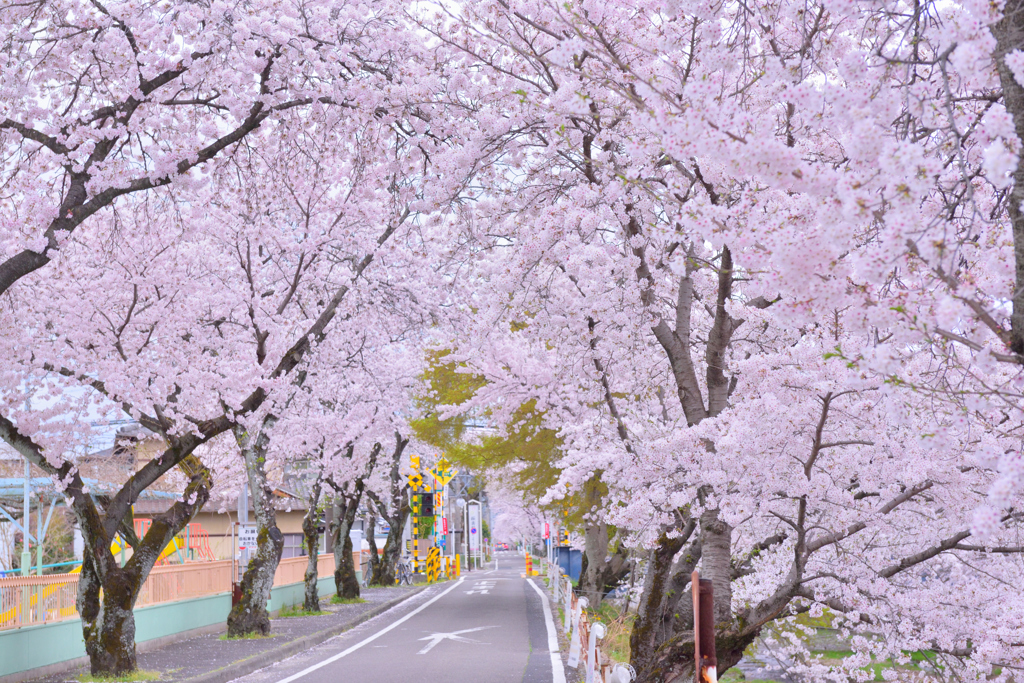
left=417, top=626, right=497, bottom=654
left=273, top=579, right=465, bottom=683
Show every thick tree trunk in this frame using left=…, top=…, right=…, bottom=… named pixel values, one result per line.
left=73, top=462, right=213, bottom=676
left=302, top=473, right=323, bottom=612
left=228, top=427, right=285, bottom=637
left=374, top=514, right=408, bottom=586
left=579, top=521, right=630, bottom=608
left=365, top=433, right=410, bottom=586
left=700, top=509, right=733, bottom=626
left=325, top=444, right=377, bottom=599
left=630, top=513, right=747, bottom=682
left=629, top=527, right=691, bottom=682
left=365, top=513, right=381, bottom=585
left=332, top=496, right=362, bottom=599
left=78, top=555, right=138, bottom=676
left=660, top=630, right=760, bottom=683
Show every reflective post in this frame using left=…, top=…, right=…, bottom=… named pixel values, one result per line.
left=692, top=571, right=717, bottom=683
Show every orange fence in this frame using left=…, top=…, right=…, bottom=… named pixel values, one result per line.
left=0, top=551, right=357, bottom=632
left=272, top=554, right=338, bottom=588
left=137, top=560, right=233, bottom=607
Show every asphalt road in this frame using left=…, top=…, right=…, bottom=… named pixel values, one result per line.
left=232, top=551, right=565, bottom=683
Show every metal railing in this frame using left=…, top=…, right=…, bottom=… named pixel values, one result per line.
left=0, top=551, right=357, bottom=631
left=546, top=560, right=635, bottom=683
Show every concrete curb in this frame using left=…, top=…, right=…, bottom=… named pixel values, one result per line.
left=181, top=587, right=429, bottom=683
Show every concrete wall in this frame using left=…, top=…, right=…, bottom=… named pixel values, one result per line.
left=0, top=575, right=342, bottom=681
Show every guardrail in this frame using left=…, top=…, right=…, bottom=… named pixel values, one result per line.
left=0, top=551, right=356, bottom=631
left=545, top=560, right=635, bottom=683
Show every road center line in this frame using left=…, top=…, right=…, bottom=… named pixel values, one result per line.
left=274, top=578, right=466, bottom=683
left=527, top=578, right=567, bottom=683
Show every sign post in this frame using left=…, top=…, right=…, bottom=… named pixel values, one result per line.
left=467, top=501, right=482, bottom=569
left=692, top=571, right=717, bottom=683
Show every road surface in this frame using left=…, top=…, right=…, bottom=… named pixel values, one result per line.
left=232, top=551, right=565, bottom=683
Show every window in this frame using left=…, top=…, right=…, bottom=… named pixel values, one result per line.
left=282, top=533, right=305, bottom=558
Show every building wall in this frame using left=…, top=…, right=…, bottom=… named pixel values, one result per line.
left=191, top=510, right=316, bottom=561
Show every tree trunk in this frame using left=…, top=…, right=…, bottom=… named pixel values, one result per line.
left=325, top=443, right=377, bottom=599
left=302, top=473, right=323, bottom=612
left=375, top=514, right=408, bottom=586
left=227, top=426, right=285, bottom=637
left=78, top=555, right=138, bottom=676
left=699, top=509, right=733, bottom=626
left=365, top=512, right=380, bottom=585
left=332, top=496, right=362, bottom=599
left=72, top=461, right=213, bottom=676
left=629, top=527, right=691, bottom=682
left=992, top=3, right=1024, bottom=356
left=629, top=512, right=746, bottom=683
left=579, top=521, right=630, bottom=609
left=365, top=433, right=410, bottom=586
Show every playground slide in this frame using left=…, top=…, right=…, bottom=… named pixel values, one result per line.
left=0, top=536, right=182, bottom=627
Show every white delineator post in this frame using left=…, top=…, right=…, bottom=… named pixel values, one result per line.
left=587, top=622, right=606, bottom=683
left=564, top=576, right=572, bottom=632
left=567, top=596, right=587, bottom=668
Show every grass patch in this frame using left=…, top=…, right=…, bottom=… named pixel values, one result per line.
left=218, top=632, right=278, bottom=640
left=585, top=600, right=634, bottom=664
left=720, top=672, right=775, bottom=683
left=330, top=595, right=366, bottom=605
left=78, top=671, right=160, bottom=683
left=277, top=604, right=325, bottom=618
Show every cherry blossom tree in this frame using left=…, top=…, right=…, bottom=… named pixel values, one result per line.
left=0, top=0, right=457, bottom=667
left=415, top=1, right=1024, bottom=680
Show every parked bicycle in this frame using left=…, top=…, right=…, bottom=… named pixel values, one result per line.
left=395, top=558, right=414, bottom=585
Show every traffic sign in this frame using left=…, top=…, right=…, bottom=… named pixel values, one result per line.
left=407, top=473, right=423, bottom=490
left=429, top=456, right=457, bottom=486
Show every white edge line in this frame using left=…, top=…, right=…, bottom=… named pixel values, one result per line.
left=527, top=577, right=567, bottom=683
left=274, top=578, right=465, bottom=683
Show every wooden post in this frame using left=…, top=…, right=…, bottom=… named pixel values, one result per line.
left=692, top=570, right=717, bottom=683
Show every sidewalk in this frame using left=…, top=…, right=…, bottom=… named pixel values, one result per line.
left=30, top=586, right=425, bottom=683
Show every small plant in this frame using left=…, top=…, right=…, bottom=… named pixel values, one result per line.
left=278, top=603, right=325, bottom=617
left=78, top=670, right=160, bottom=682
left=330, top=595, right=366, bottom=605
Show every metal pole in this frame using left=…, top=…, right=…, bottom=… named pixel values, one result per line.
left=238, top=482, right=249, bottom=582
left=21, top=460, right=30, bottom=576
left=35, top=493, right=42, bottom=575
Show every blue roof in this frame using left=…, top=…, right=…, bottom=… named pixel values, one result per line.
left=0, top=477, right=181, bottom=503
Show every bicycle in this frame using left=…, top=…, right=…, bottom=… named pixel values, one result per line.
left=395, top=558, right=414, bottom=586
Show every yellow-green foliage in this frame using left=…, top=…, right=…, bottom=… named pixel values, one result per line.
left=412, top=351, right=564, bottom=504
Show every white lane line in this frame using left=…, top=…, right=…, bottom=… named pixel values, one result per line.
left=527, top=578, right=567, bottom=683
left=274, top=578, right=465, bottom=683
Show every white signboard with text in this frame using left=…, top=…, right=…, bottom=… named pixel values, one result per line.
left=468, top=504, right=482, bottom=556
left=238, top=524, right=258, bottom=551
